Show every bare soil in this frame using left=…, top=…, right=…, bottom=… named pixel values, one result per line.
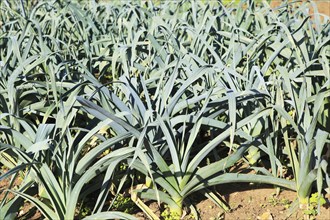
left=195, top=183, right=330, bottom=220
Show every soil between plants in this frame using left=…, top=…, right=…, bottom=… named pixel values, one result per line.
left=132, top=183, right=330, bottom=220
left=1, top=173, right=329, bottom=219
left=193, top=183, right=330, bottom=220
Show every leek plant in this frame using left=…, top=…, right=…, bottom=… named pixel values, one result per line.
left=77, top=58, right=296, bottom=218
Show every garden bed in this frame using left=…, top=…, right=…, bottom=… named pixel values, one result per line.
left=0, top=0, right=329, bottom=219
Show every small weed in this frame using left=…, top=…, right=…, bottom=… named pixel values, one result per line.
left=303, top=193, right=326, bottom=218
left=112, top=194, right=137, bottom=213
left=268, top=196, right=291, bottom=208
left=161, top=205, right=181, bottom=220
left=80, top=206, right=92, bottom=218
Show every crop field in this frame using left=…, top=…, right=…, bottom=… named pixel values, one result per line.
left=0, top=0, right=329, bottom=219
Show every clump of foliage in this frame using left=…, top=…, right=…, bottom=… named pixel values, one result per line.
left=161, top=205, right=182, bottom=220
left=112, top=194, right=137, bottom=213
left=303, top=193, right=327, bottom=218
